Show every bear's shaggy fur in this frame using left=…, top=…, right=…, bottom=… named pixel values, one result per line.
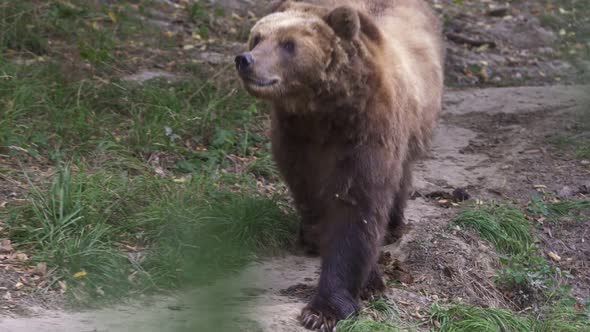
left=235, top=0, right=443, bottom=329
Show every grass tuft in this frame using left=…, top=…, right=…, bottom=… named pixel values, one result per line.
left=4, top=164, right=296, bottom=301
left=6, top=165, right=132, bottom=301
left=430, top=304, right=531, bottom=332
left=335, top=318, right=402, bottom=332
left=453, top=202, right=570, bottom=307
left=452, top=202, right=533, bottom=256
left=532, top=298, right=590, bottom=332
left=430, top=302, right=590, bottom=332
left=365, top=297, right=399, bottom=322
left=529, top=194, right=590, bottom=222
left=138, top=182, right=297, bottom=288
left=0, top=1, right=47, bottom=54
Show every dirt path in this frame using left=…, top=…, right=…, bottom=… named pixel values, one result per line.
left=1, top=85, right=587, bottom=332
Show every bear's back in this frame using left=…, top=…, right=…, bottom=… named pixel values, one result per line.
left=303, top=0, right=443, bottom=153
left=375, top=0, right=444, bottom=155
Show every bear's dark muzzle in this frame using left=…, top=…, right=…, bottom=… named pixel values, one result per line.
left=235, top=53, right=253, bottom=73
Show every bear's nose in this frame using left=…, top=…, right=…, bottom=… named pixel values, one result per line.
left=235, top=53, right=253, bottom=72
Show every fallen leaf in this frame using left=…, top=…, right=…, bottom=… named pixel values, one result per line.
left=0, top=239, right=13, bottom=253
left=547, top=251, right=561, bottom=262
left=14, top=252, right=28, bottom=261
left=73, top=271, right=87, bottom=279
left=35, top=262, right=48, bottom=276
left=543, top=227, right=552, bottom=238
left=410, top=310, right=425, bottom=319
left=173, top=177, right=186, bottom=183
left=14, top=282, right=24, bottom=290
left=231, top=13, right=243, bottom=21
left=108, top=11, right=117, bottom=23
left=58, top=280, right=67, bottom=293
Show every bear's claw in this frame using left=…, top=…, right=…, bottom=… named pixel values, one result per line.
left=300, top=306, right=337, bottom=331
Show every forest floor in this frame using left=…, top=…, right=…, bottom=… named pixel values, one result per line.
left=0, top=0, right=588, bottom=331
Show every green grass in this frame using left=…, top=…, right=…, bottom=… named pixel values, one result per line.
left=430, top=301, right=590, bottom=332
left=0, top=1, right=47, bottom=54
left=335, top=318, right=402, bottom=332
left=452, top=202, right=534, bottom=256
left=138, top=182, right=297, bottom=288
left=532, top=0, right=590, bottom=83
left=0, top=0, right=282, bottom=314
left=430, top=304, right=531, bottom=332
left=4, top=164, right=296, bottom=302
left=529, top=194, right=590, bottom=222
left=494, top=253, right=564, bottom=306
left=452, top=202, right=568, bottom=307
left=550, top=135, right=590, bottom=160
left=0, top=0, right=158, bottom=67
left=334, top=297, right=412, bottom=332
left=533, top=298, right=590, bottom=332
left=0, top=59, right=269, bottom=170
left=366, top=297, right=399, bottom=322
left=549, top=100, right=590, bottom=159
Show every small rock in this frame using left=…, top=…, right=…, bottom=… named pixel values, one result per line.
left=452, top=188, right=470, bottom=201
left=557, top=186, right=575, bottom=198
left=123, top=70, right=177, bottom=84
left=522, top=149, right=541, bottom=154
left=0, top=239, right=13, bottom=253
left=538, top=47, right=555, bottom=55
left=34, top=262, right=48, bottom=276
left=438, top=199, right=451, bottom=208
left=487, top=7, right=510, bottom=17
left=167, top=305, right=183, bottom=311
left=198, top=51, right=228, bottom=65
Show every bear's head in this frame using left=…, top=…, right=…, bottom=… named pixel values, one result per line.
left=235, top=4, right=380, bottom=102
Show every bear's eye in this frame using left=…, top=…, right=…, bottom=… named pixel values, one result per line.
left=280, top=40, right=296, bottom=54
left=251, top=35, right=262, bottom=49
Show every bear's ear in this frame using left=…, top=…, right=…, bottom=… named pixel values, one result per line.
left=325, top=6, right=360, bottom=40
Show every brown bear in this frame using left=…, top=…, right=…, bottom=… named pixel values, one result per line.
left=235, top=0, right=443, bottom=330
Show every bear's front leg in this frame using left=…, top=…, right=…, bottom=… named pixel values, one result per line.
left=300, top=203, right=384, bottom=331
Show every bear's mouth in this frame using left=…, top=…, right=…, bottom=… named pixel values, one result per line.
left=242, top=75, right=279, bottom=87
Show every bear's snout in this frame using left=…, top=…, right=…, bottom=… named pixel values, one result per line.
left=235, top=53, right=254, bottom=73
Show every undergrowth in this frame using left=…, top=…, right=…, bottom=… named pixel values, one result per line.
left=430, top=301, right=590, bottom=332
left=452, top=202, right=570, bottom=309
left=529, top=193, right=590, bottom=222
left=5, top=164, right=296, bottom=304
left=1, top=0, right=588, bottom=331
left=0, top=1, right=284, bottom=322
left=0, top=60, right=270, bottom=169
left=452, top=202, right=534, bottom=256
left=335, top=319, right=402, bottom=332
